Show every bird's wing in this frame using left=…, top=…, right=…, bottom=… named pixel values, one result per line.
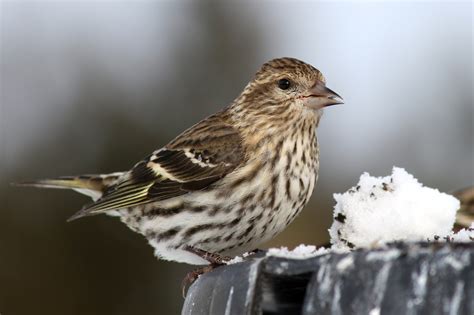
left=69, top=114, right=245, bottom=221
left=14, top=172, right=124, bottom=201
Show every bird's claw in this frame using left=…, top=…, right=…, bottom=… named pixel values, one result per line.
left=181, top=264, right=217, bottom=298
left=181, top=246, right=232, bottom=298
left=183, top=245, right=231, bottom=264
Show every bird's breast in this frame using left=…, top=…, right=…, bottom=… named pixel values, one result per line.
left=213, top=130, right=320, bottom=251
left=119, top=129, right=320, bottom=264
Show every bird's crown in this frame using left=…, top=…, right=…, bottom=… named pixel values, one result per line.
left=255, top=57, right=325, bottom=84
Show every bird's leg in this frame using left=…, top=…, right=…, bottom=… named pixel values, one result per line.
left=181, top=246, right=231, bottom=297
left=184, top=245, right=231, bottom=264
left=181, top=265, right=215, bottom=298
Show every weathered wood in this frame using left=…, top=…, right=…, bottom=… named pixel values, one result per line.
left=182, top=243, right=474, bottom=315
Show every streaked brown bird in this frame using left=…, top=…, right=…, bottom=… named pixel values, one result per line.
left=17, top=57, right=343, bottom=275
left=453, top=186, right=474, bottom=230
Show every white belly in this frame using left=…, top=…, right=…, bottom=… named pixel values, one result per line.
left=119, top=136, right=319, bottom=265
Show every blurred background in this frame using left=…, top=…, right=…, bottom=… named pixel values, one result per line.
left=1, top=1, right=472, bottom=314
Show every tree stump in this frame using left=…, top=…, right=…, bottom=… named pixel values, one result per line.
left=182, top=243, right=473, bottom=315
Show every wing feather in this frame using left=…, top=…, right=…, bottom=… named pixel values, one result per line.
left=69, top=114, right=245, bottom=220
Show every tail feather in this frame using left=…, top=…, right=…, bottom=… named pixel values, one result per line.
left=453, top=186, right=474, bottom=229
left=13, top=172, right=124, bottom=201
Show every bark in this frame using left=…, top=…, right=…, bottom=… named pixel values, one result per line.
left=182, top=243, right=474, bottom=315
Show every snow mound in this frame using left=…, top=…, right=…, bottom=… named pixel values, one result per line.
left=228, top=167, right=467, bottom=265
left=329, top=167, right=460, bottom=250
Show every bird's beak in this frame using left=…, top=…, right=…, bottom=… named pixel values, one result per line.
left=300, top=81, right=344, bottom=110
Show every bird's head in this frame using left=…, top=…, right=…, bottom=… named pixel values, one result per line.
left=233, top=57, right=343, bottom=121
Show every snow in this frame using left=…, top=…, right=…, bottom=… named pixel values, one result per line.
left=266, top=244, right=329, bottom=259
left=336, top=255, right=354, bottom=271
left=226, top=251, right=253, bottom=264
left=227, top=256, right=245, bottom=264
left=369, top=308, right=380, bottom=315
left=329, top=167, right=460, bottom=250
left=448, top=223, right=474, bottom=242
left=227, top=167, right=469, bottom=265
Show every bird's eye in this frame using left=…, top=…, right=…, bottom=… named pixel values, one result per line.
left=277, top=78, right=291, bottom=90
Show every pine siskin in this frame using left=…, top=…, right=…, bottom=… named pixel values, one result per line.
left=17, top=57, right=343, bottom=269
left=453, top=186, right=474, bottom=229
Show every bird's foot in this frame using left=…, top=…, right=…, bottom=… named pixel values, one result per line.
left=184, top=245, right=231, bottom=264
left=181, top=264, right=217, bottom=298
left=181, top=246, right=231, bottom=297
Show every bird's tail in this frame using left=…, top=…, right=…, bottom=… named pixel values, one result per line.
left=453, top=186, right=474, bottom=229
left=13, top=172, right=124, bottom=201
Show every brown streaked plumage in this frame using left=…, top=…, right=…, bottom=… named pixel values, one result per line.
left=453, top=186, right=474, bottom=230
left=16, top=57, right=343, bottom=269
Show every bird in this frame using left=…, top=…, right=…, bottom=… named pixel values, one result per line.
left=16, top=57, right=343, bottom=283
left=452, top=186, right=474, bottom=230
